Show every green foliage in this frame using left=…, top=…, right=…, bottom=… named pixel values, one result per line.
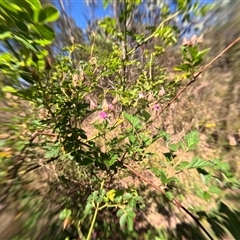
left=0, top=1, right=239, bottom=240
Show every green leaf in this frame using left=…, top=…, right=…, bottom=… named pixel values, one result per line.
left=128, top=134, right=136, bottom=144
left=184, top=130, right=199, bottom=151
left=123, top=112, right=142, bottom=129
left=219, top=162, right=230, bottom=172
left=140, top=110, right=151, bottom=122
left=0, top=31, right=12, bottom=40
left=193, top=58, right=203, bottom=67
left=116, top=209, right=124, bottom=217
left=13, top=35, right=38, bottom=52
left=83, top=203, right=93, bottom=218
left=126, top=209, right=136, bottom=219
left=123, top=193, right=132, bottom=201
left=0, top=1, right=21, bottom=13
left=1, top=86, right=17, bottom=93
left=175, top=161, right=189, bottom=171
left=127, top=216, right=134, bottom=231
left=26, top=0, right=41, bottom=11
left=128, top=198, right=137, bottom=208
left=59, top=209, right=71, bottom=220
left=38, top=5, right=60, bottom=23
left=169, top=143, right=179, bottom=152
left=44, top=143, right=60, bottom=158
left=203, top=191, right=211, bottom=200
left=174, top=62, right=192, bottom=72
left=196, top=48, right=210, bottom=59
left=209, top=186, right=222, bottom=195
left=153, top=129, right=170, bottom=142
left=187, top=157, right=212, bottom=169
left=34, top=24, right=55, bottom=41
left=151, top=168, right=168, bottom=184
left=119, top=213, right=127, bottom=227
left=165, top=191, right=173, bottom=200
left=105, top=153, right=118, bottom=167
left=103, top=0, right=111, bottom=8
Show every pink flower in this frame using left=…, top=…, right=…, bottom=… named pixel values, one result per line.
left=108, top=104, right=114, bottom=110
left=153, top=104, right=160, bottom=111
left=99, top=111, right=107, bottom=119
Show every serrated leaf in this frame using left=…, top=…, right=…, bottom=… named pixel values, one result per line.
left=123, top=112, right=142, bottom=129
left=45, top=144, right=60, bottom=158
left=188, top=157, right=211, bottom=169
left=184, top=130, right=199, bottom=151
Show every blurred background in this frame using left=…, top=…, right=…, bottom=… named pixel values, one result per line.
left=0, top=0, right=240, bottom=239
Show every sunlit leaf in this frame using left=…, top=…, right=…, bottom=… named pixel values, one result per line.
left=1, top=86, right=17, bottom=93
left=38, top=5, right=60, bottom=23
left=59, top=209, right=72, bottom=220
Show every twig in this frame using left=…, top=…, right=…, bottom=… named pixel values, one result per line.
left=154, top=36, right=240, bottom=120
left=123, top=163, right=214, bottom=240
left=24, top=156, right=59, bottom=174
left=127, top=11, right=180, bottom=57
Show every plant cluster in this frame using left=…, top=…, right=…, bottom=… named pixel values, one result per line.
left=0, top=0, right=239, bottom=239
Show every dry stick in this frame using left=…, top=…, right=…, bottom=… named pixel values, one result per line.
left=123, top=163, right=214, bottom=240
left=155, top=36, right=240, bottom=120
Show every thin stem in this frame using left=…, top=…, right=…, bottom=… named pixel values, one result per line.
left=75, top=221, right=85, bottom=240
left=86, top=201, right=100, bottom=240
left=152, top=36, right=240, bottom=122
left=86, top=181, right=104, bottom=240
left=127, top=11, right=180, bottom=57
